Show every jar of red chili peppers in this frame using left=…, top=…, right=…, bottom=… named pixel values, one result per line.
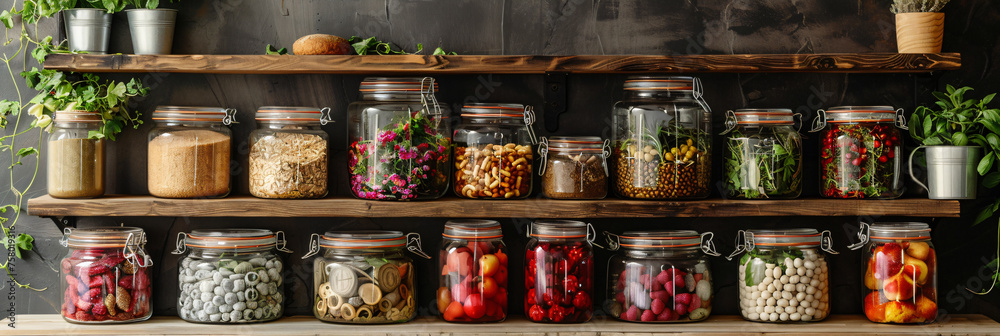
left=438, top=220, right=508, bottom=323
left=809, top=106, right=907, bottom=199
left=525, top=220, right=595, bottom=323
left=60, top=227, right=153, bottom=324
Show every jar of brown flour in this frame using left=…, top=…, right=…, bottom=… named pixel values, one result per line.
left=147, top=106, right=236, bottom=198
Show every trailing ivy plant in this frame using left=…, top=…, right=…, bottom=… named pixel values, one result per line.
left=1, top=9, right=148, bottom=291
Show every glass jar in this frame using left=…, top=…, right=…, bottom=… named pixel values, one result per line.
left=605, top=231, right=720, bottom=323
left=59, top=227, right=153, bottom=323
left=147, top=106, right=236, bottom=198
left=809, top=106, right=907, bottom=199
left=727, top=229, right=838, bottom=323
left=249, top=106, right=331, bottom=199
left=347, top=77, right=451, bottom=201
left=611, top=76, right=712, bottom=199
left=524, top=220, right=595, bottom=323
left=721, top=109, right=803, bottom=199
left=48, top=110, right=105, bottom=198
left=172, top=229, right=292, bottom=324
left=301, top=231, right=430, bottom=324
left=849, top=222, right=937, bottom=324
left=438, top=220, right=508, bottom=323
left=453, top=103, right=538, bottom=199
left=539, top=136, right=610, bottom=199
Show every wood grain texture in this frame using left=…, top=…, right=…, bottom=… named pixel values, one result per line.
left=11, top=314, right=1000, bottom=335
left=26, top=195, right=961, bottom=218
left=42, top=53, right=962, bottom=74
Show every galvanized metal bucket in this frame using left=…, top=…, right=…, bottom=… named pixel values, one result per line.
left=63, top=9, right=112, bottom=54
left=126, top=9, right=177, bottom=55
left=909, top=145, right=980, bottom=199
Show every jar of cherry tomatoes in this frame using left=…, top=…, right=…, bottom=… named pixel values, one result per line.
left=849, top=222, right=937, bottom=324
left=438, top=220, right=508, bottom=323
left=524, top=220, right=595, bottom=323
left=809, top=106, right=907, bottom=199
left=605, top=230, right=721, bottom=323
left=59, top=227, right=153, bottom=323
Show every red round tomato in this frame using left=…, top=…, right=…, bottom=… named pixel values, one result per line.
left=443, top=301, right=465, bottom=321
left=464, top=296, right=486, bottom=319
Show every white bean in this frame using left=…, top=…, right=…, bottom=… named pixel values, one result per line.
left=764, top=305, right=775, bottom=314
left=804, top=260, right=816, bottom=269
left=789, top=299, right=799, bottom=307
left=778, top=299, right=789, bottom=307
left=785, top=267, right=795, bottom=276
left=766, top=298, right=776, bottom=306
left=790, top=313, right=801, bottom=321
left=748, top=312, right=760, bottom=320
left=779, top=313, right=789, bottom=321
left=769, top=313, right=779, bottom=321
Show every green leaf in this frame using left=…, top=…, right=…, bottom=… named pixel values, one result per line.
left=146, top=0, right=160, bottom=9
left=979, top=152, right=996, bottom=175
left=109, top=82, right=126, bottom=97
left=973, top=200, right=1000, bottom=226
left=923, top=115, right=934, bottom=139
left=265, top=44, right=287, bottom=55
left=923, top=136, right=944, bottom=146
left=0, top=10, right=13, bottom=29
left=952, top=132, right=969, bottom=146
left=14, top=234, right=34, bottom=257
left=988, top=133, right=1000, bottom=153
left=16, top=147, right=38, bottom=158
left=984, top=172, right=1000, bottom=188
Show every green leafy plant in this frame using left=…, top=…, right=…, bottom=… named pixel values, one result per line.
left=725, top=131, right=801, bottom=199
left=265, top=44, right=287, bottom=55
left=125, top=0, right=168, bottom=9
left=890, top=0, right=950, bottom=13
left=4, top=0, right=128, bottom=25
left=347, top=36, right=456, bottom=55
left=912, top=86, right=1000, bottom=295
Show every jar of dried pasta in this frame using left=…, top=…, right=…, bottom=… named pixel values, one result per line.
left=147, top=106, right=236, bottom=198
left=249, top=106, right=331, bottom=199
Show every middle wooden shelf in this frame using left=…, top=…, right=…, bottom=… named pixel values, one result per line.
left=26, top=195, right=960, bottom=218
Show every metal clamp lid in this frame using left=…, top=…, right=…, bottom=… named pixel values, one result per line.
left=808, top=109, right=827, bottom=133
left=820, top=230, right=839, bottom=254
left=523, top=105, right=538, bottom=145
left=603, top=231, right=621, bottom=251
left=692, top=77, right=712, bottom=114
left=406, top=232, right=432, bottom=259
left=320, top=107, right=333, bottom=125
left=301, top=233, right=323, bottom=259
left=419, top=77, right=443, bottom=127
left=895, top=108, right=909, bottom=130
left=123, top=231, right=153, bottom=268
left=721, top=110, right=738, bottom=135
left=171, top=232, right=188, bottom=255
left=726, top=230, right=754, bottom=261
left=537, top=137, right=549, bottom=176
left=526, top=221, right=599, bottom=247
left=59, top=227, right=72, bottom=247
left=275, top=231, right=293, bottom=253
left=223, top=108, right=237, bottom=125
left=847, top=222, right=871, bottom=250
left=700, top=232, right=722, bottom=257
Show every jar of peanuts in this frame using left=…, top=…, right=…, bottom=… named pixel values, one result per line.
left=453, top=103, right=538, bottom=199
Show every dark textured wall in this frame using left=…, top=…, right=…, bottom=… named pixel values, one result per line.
left=2, top=0, right=1000, bottom=323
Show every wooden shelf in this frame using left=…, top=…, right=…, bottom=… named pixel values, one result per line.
left=42, top=53, right=961, bottom=74
left=26, top=195, right=960, bottom=218
left=12, top=314, right=1000, bottom=335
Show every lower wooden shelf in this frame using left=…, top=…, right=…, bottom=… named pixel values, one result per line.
left=11, top=314, right=1000, bottom=335
left=26, top=195, right=960, bottom=218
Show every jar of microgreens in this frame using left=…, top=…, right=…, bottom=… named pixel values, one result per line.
left=721, top=109, right=803, bottom=199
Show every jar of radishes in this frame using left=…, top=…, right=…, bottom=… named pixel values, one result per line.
left=728, top=229, right=838, bottom=323
left=605, top=230, right=721, bottom=323
left=524, top=220, right=595, bottom=323
left=849, top=222, right=937, bottom=324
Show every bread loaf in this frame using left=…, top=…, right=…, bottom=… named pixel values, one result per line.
left=292, top=34, right=352, bottom=55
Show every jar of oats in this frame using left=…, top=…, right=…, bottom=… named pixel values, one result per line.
left=48, top=110, right=105, bottom=198
left=249, top=106, right=331, bottom=199
left=147, top=106, right=235, bottom=198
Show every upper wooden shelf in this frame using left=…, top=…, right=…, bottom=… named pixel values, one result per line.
left=27, top=195, right=960, bottom=218
left=42, top=53, right=961, bottom=74
left=12, top=314, right=1000, bottom=335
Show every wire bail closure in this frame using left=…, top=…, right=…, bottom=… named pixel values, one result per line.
left=820, top=230, right=839, bottom=254
left=171, top=232, right=188, bottom=255
left=847, top=222, right=871, bottom=250
left=319, top=107, right=333, bottom=125
left=419, top=77, right=442, bottom=127
left=720, top=110, right=738, bottom=135
left=523, top=105, right=538, bottom=145
left=603, top=231, right=621, bottom=251
left=301, top=233, right=322, bottom=259
left=894, top=108, right=909, bottom=130
left=793, top=113, right=804, bottom=133
left=700, top=232, right=722, bottom=257
left=726, top=230, right=755, bottom=260
left=275, top=231, right=293, bottom=253
left=406, top=232, right=432, bottom=259
left=537, top=137, right=550, bottom=176
left=222, top=108, right=237, bottom=125
left=59, top=227, right=72, bottom=247
left=809, top=109, right=827, bottom=133
left=123, top=231, right=153, bottom=268
left=692, top=77, right=712, bottom=113
left=586, top=223, right=604, bottom=249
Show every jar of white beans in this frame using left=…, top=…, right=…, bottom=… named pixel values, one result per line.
left=726, top=229, right=838, bottom=323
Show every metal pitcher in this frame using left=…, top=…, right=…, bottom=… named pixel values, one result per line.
left=63, top=9, right=112, bottom=54
left=909, top=145, right=980, bottom=199
left=126, top=9, right=177, bottom=55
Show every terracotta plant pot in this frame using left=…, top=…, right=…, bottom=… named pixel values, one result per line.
left=895, top=12, right=944, bottom=53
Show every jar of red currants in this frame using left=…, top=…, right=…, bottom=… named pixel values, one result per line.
left=438, top=220, right=508, bottom=323
left=524, top=220, right=595, bottom=323
left=809, top=106, right=907, bottom=199
left=59, top=227, right=153, bottom=323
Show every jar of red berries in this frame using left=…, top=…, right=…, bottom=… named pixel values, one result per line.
left=809, top=106, right=907, bottom=199
left=438, top=220, right=508, bottom=323
left=59, top=227, right=153, bottom=323
left=605, top=230, right=721, bottom=323
left=524, top=220, right=595, bottom=323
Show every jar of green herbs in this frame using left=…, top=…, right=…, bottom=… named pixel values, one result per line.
left=720, top=109, right=802, bottom=199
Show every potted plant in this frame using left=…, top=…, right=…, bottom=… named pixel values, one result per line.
left=908, top=85, right=998, bottom=199
left=125, top=0, right=178, bottom=54
left=7, top=0, right=127, bottom=54
left=891, top=0, right=949, bottom=53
